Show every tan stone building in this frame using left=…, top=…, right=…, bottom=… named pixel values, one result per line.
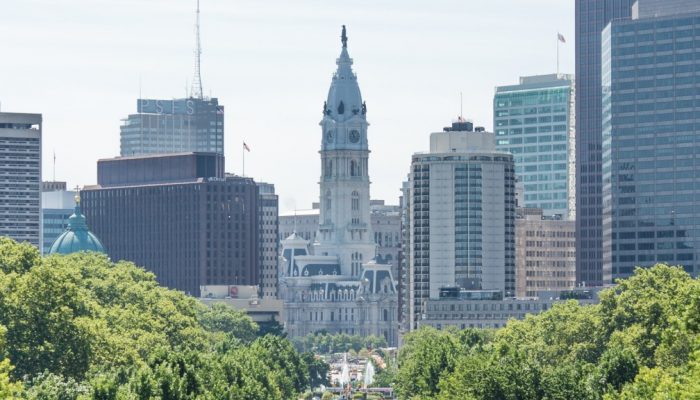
left=515, top=208, right=576, bottom=297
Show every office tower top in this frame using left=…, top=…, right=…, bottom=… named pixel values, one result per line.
left=120, top=98, right=224, bottom=157
left=495, top=73, right=575, bottom=220
left=632, top=0, right=700, bottom=19
left=97, top=152, right=224, bottom=186
left=0, top=112, right=42, bottom=248
left=575, top=0, right=633, bottom=287
left=120, top=1, right=224, bottom=157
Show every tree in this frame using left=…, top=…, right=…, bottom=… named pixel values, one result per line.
left=302, top=352, right=330, bottom=388
left=197, top=302, right=259, bottom=343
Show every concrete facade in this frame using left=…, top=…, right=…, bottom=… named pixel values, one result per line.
left=0, top=112, right=42, bottom=248
left=407, top=121, right=516, bottom=331
left=420, top=288, right=600, bottom=330
left=515, top=208, right=576, bottom=297
left=257, top=182, right=279, bottom=298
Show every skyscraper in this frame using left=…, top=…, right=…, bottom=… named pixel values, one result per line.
left=494, top=74, right=576, bottom=220
left=407, top=120, right=516, bottom=331
left=0, top=112, right=42, bottom=248
left=82, top=153, right=259, bottom=296
left=575, top=0, right=633, bottom=286
left=602, top=4, right=700, bottom=280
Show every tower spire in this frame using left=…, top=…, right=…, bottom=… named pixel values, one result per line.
left=191, top=0, right=203, bottom=100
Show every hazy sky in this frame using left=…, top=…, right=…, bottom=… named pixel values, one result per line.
left=1, top=0, right=574, bottom=212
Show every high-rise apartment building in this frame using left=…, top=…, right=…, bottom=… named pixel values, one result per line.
left=515, top=208, right=576, bottom=297
left=602, top=4, right=700, bottom=280
left=575, top=0, right=634, bottom=287
left=82, top=153, right=258, bottom=296
left=0, top=112, right=42, bottom=247
left=120, top=98, right=224, bottom=156
left=257, top=182, right=279, bottom=298
left=407, top=120, right=516, bottom=330
left=494, top=74, right=575, bottom=220
left=41, top=182, right=76, bottom=254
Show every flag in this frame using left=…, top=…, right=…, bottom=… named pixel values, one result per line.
left=558, top=33, right=566, bottom=43
left=243, top=142, right=250, bottom=152
left=216, top=106, right=224, bottom=115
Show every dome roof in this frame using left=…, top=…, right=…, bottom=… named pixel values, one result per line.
left=49, top=196, right=105, bottom=255
left=324, top=25, right=364, bottom=123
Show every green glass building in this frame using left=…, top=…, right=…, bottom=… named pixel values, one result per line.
left=494, top=74, right=575, bottom=220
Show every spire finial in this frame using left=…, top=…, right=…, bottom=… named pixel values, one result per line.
left=341, top=25, right=347, bottom=48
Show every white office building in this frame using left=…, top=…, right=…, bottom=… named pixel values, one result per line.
left=407, top=120, right=516, bottom=331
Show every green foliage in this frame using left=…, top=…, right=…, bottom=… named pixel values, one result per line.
left=0, top=236, right=40, bottom=274
left=395, top=327, right=488, bottom=399
left=394, top=264, right=700, bottom=400
left=302, top=352, right=330, bottom=388
left=0, top=238, right=314, bottom=399
left=292, top=331, right=388, bottom=354
left=0, top=358, right=22, bottom=398
left=23, top=372, right=90, bottom=400
left=197, top=302, right=259, bottom=343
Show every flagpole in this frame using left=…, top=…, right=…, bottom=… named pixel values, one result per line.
left=242, top=142, right=245, bottom=177
left=556, top=34, right=560, bottom=76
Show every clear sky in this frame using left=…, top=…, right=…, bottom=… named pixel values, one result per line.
left=1, top=0, right=574, bottom=212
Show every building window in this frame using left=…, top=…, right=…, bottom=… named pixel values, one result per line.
left=350, top=160, right=359, bottom=177
left=351, top=191, right=359, bottom=211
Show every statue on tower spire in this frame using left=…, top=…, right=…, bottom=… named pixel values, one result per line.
left=341, top=25, right=347, bottom=48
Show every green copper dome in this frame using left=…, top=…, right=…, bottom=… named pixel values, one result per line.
left=49, top=196, right=105, bottom=255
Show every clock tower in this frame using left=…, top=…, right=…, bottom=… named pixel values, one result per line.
left=316, top=25, right=375, bottom=277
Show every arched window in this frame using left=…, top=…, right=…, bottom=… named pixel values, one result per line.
left=351, top=191, right=359, bottom=211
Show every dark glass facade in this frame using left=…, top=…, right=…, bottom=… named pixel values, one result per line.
left=575, top=0, right=633, bottom=286
left=82, top=154, right=258, bottom=296
left=602, top=11, right=700, bottom=280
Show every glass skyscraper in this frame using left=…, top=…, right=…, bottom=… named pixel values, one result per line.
left=575, top=0, right=633, bottom=287
left=494, top=74, right=575, bottom=220
left=120, top=97, right=224, bottom=156
left=602, top=8, right=700, bottom=281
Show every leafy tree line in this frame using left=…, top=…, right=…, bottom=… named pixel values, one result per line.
left=292, top=331, right=388, bottom=354
left=0, top=237, right=325, bottom=399
left=392, top=264, right=700, bottom=399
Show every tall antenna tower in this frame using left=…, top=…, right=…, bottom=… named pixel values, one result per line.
left=191, top=0, right=204, bottom=99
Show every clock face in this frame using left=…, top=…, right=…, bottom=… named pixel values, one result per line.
left=326, top=130, right=334, bottom=142
left=349, top=130, right=360, bottom=143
